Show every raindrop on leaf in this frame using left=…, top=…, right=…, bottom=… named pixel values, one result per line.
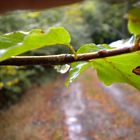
left=54, top=64, right=70, bottom=74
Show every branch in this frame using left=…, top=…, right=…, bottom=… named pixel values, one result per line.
left=0, top=46, right=140, bottom=66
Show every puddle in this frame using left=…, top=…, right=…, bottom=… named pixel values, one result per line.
left=61, top=83, right=87, bottom=140
left=1, top=70, right=140, bottom=140
left=61, top=78, right=140, bottom=140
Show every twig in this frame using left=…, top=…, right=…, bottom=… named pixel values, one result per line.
left=0, top=46, right=140, bottom=66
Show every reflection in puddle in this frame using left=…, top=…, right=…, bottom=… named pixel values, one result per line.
left=62, top=83, right=87, bottom=140
left=61, top=77, right=140, bottom=140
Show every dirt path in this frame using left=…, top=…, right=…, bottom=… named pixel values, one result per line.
left=0, top=69, right=140, bottom=140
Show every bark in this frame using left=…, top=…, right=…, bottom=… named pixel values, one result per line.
left=0, top=46, right=140, bottom=66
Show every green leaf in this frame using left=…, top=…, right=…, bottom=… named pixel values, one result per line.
left=92, top=51, right=140, bottom=90
left=66, top=62, right=90, bottom=87
left=0, top=32, right=26, bottom=49
left=67, top=40, right=140, bottom=91
left=66, top=43, right=110, bottom=86
left=77, top=43, right=112, bottom=54
left=128, top=7, right=140, bottom=35
left=0, top=27, right=71, bottom=62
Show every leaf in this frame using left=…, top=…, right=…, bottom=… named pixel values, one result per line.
left=67, top=40, right=140, bottom=91
left=92, top=51, right=140, bottom=90
left=66, top=62, right=90, bottom=87
left=66, top=43, right=110, bottom=86
left=77, top=43, right=112, bottom=53
left=128, top=7, right=140, bottom=35
left=0, top=27, right=71, bottom=62
left=0, top=32, right=26, bottom=49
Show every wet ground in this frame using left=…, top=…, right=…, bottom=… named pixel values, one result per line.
left=0, top=69, right=140, bottom=140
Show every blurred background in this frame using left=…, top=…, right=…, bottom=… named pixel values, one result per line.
left=0, top=0, right=128, bottom=106
left=0, top=0, right=140, bottom=140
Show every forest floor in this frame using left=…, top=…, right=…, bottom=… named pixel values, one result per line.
left=1, top=68, right=140, bottom=140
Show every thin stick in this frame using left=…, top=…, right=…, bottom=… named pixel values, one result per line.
left=0, top=46, right=140, bottom=66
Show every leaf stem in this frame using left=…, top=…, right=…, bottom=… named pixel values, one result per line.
left=67, top=44, right=77, bottom=60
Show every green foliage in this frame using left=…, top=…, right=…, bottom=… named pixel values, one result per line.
left=0, top=3, right=92, bottom=106
left=0, top=1, right=140, bottom=108
left=66, top=43, right=112, bottom=86
left=128, top=7, right=140, bottom=35
left=67, top=5, right=140, bottom=90
left=0, top=26, right=72, bottom=108
left=66, top=61, right=90, bottom=87
left=0, top=27, right=71, bottom=62
left=81, top=0, right=125, bottom=43
left=67, top=37, right=140, bottom=91
left=92, top=52, right=140, bottom=90
left=0, top=65, right=57, bottom=108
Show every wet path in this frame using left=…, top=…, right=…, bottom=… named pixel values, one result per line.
left=62, top=69, right=140, bottom=140
left=105, top=84, right=140, bottom=123
left=0, top=69, right=140, bottom=140
left=62, top=83, right=88, bottom=140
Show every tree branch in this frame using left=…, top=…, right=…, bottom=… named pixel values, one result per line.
left=0, top=46, right=140, bottom=66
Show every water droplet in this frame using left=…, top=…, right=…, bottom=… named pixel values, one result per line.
left=54, top=64, right=70, bottom=74
left=0, top=49, right=6, bottom=56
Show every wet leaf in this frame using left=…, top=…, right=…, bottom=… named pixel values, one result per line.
left=77, top=43, right=111, bottom=54
left=92, top=51, right=140, bottom=90
left=128, top=7, right=140, bottom=35
left=66, top=43, right=110, bottom=86
left=0, top=27, right=71, bottom=62
left=66, top=62, right=90, bottom=87
left=68, top=39, right=140, bottom=91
